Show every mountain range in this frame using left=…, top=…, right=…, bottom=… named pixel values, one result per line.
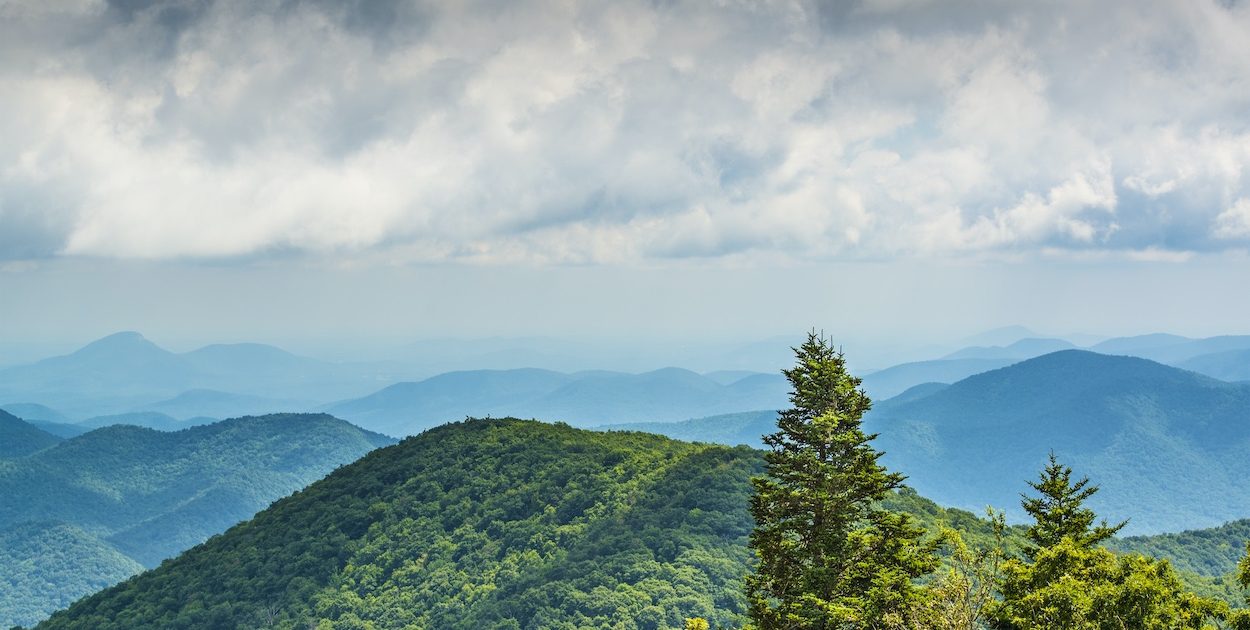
left=0, top=412, right=394, bottom=628
left=323, top=367, right=790, bottom=436
left=605, top=350, right=1250, bottom=536
left=32, top=419, right=1249, bottom=630
left=0, top=332, right=405, bottom=418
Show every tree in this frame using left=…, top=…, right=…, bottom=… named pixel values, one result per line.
left=746, top=332, right=939, bottom=629
left=988, top=457, right=1222, bottom=629
left=1020, top=453, right=1124, bottom=559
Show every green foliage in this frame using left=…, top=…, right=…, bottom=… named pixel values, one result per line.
left=746, top=333, right=939, bottom=629
left=1021, top=454, right=1124, bottom=558
left=39, top=420, right=762, bottom=630
left=0, top=523, right=142, bottom=629
left=1, top=414, right=391, bottom=627
left=988, top=457, right=1224, bottom=629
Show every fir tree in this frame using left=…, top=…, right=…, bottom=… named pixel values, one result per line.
left=746, top=331, right=938, bottom=629
left=1020, top=453, right=1124, bottom=559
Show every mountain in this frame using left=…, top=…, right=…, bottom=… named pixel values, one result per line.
left=0, top=403, right=75, bottom=424
left=0, top=522, right=143, bottom=629
left=1090, top=334, right=1250, bottom=364
left=860, top=357, right=1015, bottom=399
left=32, top=419, right=1025, bottom=630
left=1109, top=519, right=1250, bottom=579
left=31, top=419, right=1243, bottom=630
left=0, top=414, right=395, bottom=627
left=600, top=410, right=779, bottom=447
left=1179, top=349, right=1250, bottom=382
left=942, top=337, right=1076, bottom=360
left=960, top=325, right=1039, bottom=347
left=35, top=419, right=761, bottom=629
left=75, top=412, right=211, bottom=432
left=325, top=368, right=790, bottom=436
left=867, top=350, right=1250, bottom=534
left=140, top=388, right=302, bottom=420
left=0, top=333, right=405, bottom=418
left=0, top=410, right=62, bottom=457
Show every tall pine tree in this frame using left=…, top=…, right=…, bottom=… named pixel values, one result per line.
left=1020, top=453, right=1124, bottom=559
left=746, top=332, right=938, bottom=629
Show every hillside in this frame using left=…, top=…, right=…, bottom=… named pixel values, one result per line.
left=32, top=419, right=1244, bottom=629
left=599, top=410, right=778, bottom=447
left=325, top=368, right=790, bottom=436
left=867, top=350, right=1250, bottom=534
left=36, top=419, right=762, bottom=629
left=0, top=522, right=143, bottom=629
left=0, top=409, right=62, bottom=457
left=0, top=414, right=395, bottom=627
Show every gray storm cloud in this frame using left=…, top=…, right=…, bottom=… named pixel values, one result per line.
left=1, top=0, right=1248, bottom=263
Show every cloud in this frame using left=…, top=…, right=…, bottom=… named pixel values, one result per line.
left=1, top=0, right=1249, bottom=263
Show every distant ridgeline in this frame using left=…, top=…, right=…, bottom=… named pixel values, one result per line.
left=0, top=413, right=394, bottom=629
left=33, top=419, right=1250, bottom=630
left=608, top=350, right=1250, bottom=536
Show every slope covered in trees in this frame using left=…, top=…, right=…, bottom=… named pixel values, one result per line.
left=0, top=409, right=61, bottom=457
left=865, top=350, right=1250, bottom=534
left=0, top=414, right=394, bottom=628
left=35, top=417, right=1244, bottom=629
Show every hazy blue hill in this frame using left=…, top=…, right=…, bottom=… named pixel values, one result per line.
left=528, top=368, right=787, bottom=426
left=0, top=409, right=62, bottom=457
left=1090, top=333, right=1250, bottom=364
left=0, top=522, right=143, bottom=629
left=0, top=414, right=396, bottom=627
left=0, top=403, right=76, bottom=424
left=1090, top=333, right=1194, bottom=355
left=599, top=410, right=779, bottom=447
left=325, top=368, right=574, bottom=434
left=881, top=382, right=950, bottom=406
left=326, top=368, right=790, bottom=435
left=868, top=350, right=1250, bottom=534
left=140, top=388, right=304, bottom=420
left=942, top=337, right=1076, bottom=360
left=1179, top=349, right=1250, bottom=382
left=702, top=370, right=764, bottom=385
left=0, top=333, right=407, bottom=419
left=860, top=357, right=1015, bottom=399
left=76, top=411, right=207, bottom=431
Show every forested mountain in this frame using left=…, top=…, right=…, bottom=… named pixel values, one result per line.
left=325, top=368, right=789, bottom=435
left=617, top=351, right=1250, bottom=535
left=0, top=414, right=394, bottom=628
left=31, top=419, right=1247, bottom=630
left=36, top=419, right=762, bottom=629
left=869, top=350, right=1250, bottom=534
left=0, top=409, right=62, bottom=457
left=0, top=523, right=143, bottom=629
left=75, top=412, right=214, bottom=432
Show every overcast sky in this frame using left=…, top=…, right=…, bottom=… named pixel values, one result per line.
left=2, top=0, right=1249, bottom=363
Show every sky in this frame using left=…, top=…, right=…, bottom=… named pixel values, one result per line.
left=2, top=0, right=1250, bottom=366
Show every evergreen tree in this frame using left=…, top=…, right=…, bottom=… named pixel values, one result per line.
left=1020, top=453, right=1125, bottom=558
left=989, top=457, right=1221, bottom=629
left=746, top=332, right=938, bottom=629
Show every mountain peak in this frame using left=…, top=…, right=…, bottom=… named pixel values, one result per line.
left=72, top=331, right=167, bottom=358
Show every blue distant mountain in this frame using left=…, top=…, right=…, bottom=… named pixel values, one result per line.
left=325, top=368, right=790, bottom=436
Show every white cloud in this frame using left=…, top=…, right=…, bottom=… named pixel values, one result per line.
left=1215, top=198, right=1250, bottom=240
left=1, top=0, right=1249, bottom=263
